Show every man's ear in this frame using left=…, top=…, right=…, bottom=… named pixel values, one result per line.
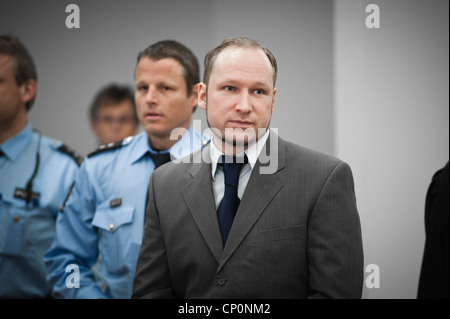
left=20, top=79, right=37, bottom=105
left=198, top=82, right=207, bottom=110
left=190, top=83, right=200, bottom=109
left=271, top=87, right=277, bottom=113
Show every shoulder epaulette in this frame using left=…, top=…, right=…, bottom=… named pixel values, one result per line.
left=57, top=144, right=84, bottom=166
left=87, top=136, right=134, bottom=158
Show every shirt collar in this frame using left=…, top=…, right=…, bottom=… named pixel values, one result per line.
left=130, top=125, right=201, bottom=164
left=129, top=132, right=150, bottom=164
left=168, top=125, right=203, bottom=159
left=0, top=122, right=33, bottom=162
left=210, top=129, right=270, bottom=180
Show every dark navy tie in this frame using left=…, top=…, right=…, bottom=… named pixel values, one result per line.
left=144, top=151, right=172, bottom=222
left=149, top=152, right=172, bottom=169
left=217, top=155, right=248, bottom=245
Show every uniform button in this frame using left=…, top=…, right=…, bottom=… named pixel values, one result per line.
left=109, top=223, right=114, bottom=231
left=217, top=279, right=226, bottom=286
left=13, top=216, right=21, bottom=222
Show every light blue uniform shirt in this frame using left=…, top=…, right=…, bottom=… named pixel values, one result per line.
left=44, top=126, right=207, bottom=299
left=0, top=123, right=81, bottom=298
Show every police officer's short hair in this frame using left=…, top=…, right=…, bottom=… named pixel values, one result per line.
left=136, top=40, right=200, bottom=98
left=89, top=84, right=138, bottom=123
left=0, top=35, right=37, bottom=112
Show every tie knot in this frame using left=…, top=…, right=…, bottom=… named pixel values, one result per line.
left=219, top=155, right=248, bottom=188
left=220, top=155, right=248, bottom=165
left=149, top=152, right=172, bottom=169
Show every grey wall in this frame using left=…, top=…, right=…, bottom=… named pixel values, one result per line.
left=0, top=0, right=334, bottom=156
left=335, top=0, right=449, bottom=298
left=1, top=0, right=448, bottom=298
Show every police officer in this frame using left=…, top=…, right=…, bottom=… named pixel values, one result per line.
left=44, top=40, right=208, bottom=299
left=89, top=83, right=139, bottom=146
left=0, top=35, right=82, bottom=298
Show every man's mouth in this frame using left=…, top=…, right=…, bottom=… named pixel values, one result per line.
left=228, top=120, right=253, bottom=128
left=145, top=112, right=163, bottom=120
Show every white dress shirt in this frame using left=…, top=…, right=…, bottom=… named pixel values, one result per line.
left=210, top=129, right=270, bottom=209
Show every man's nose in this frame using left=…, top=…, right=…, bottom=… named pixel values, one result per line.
left=145, top=85, right=159, bottom=104
left=235, top=91, right=252, bottom=113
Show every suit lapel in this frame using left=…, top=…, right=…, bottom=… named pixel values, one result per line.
left=217, top=133, right=286, bottom=272
left=181, top=145, right=224, bottom=263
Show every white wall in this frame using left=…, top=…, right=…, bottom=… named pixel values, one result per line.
left=334, top=0, right=449, bottom=298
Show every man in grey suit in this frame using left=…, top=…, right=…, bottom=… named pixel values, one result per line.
left=132, top=37, right=364, bottom=299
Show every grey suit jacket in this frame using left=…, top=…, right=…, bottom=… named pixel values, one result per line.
left=132, top=133, right=364, bottom=299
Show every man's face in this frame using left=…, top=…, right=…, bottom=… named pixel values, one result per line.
left=0, top=54, right=27, bottom=127
left=199, top=47, right=276, bottom=149
left=135, top=57, right=197, bottom=144
left=91, top=100, right=138, bottom=145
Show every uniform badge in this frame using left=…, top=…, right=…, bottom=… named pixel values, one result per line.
left=110, top=198, right=122, bottom=208
left=14, top=187, right=40, bottom=201
left=14, top=187, right=40, bottom=206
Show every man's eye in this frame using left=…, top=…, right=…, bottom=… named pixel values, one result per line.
left=137, top=86, right=148, bottom=91
left=158, top=85, right=171, bottom=91
left=254, top=89, right=264, bottom=95
left=224, top=86, right=235, bottom=92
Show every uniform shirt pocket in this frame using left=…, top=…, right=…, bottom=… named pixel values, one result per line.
left=92, top=205, right=134, bottom=232
left=91, top=205, right=135, bottom=276
left=0, top=196, right=37, bottom=256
